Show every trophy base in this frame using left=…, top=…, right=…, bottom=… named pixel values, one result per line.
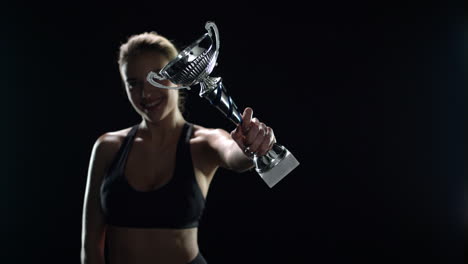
left=255, top=145, right=299, bottom=188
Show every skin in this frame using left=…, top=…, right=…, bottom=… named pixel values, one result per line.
left=81, top=51, right=276, bottom=264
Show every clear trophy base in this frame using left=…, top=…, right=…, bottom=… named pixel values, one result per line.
left=254, top=143, right=299, bottom=188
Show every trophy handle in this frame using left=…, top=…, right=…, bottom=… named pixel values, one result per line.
left=146, top=71, right=191, bottom=90
left=205, top=21, right=220, bottom=54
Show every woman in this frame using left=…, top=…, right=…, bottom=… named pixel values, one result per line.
left=81, top=32, right=276, bottom=264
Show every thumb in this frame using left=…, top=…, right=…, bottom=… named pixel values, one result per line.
left=242, top=107, right=253, bottom=132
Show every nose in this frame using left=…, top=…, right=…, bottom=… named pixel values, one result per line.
left=141, top=80, right=154, bottom=99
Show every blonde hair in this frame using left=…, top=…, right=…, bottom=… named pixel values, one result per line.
left=118, top=31, right=178, bottom=66
left=118, top=32, right=186, bottom=113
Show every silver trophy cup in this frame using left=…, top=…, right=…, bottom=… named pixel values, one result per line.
left=147, top=22, right=299, bottom=188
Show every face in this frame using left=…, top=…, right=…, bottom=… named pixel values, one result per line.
left=120, top=51, right=180, bottom=123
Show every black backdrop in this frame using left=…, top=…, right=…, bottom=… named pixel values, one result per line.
left=1, top=1, right=464, bottom=264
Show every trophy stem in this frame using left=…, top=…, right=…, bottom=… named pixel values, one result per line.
left=199, top=77, right=242, bottom=125
left=199, top=76, right=299, bottom=188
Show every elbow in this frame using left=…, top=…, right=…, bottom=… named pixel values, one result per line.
left=80, top=246, right=88, bottom=264
left=80, top=247, right=88, bottom=264
left=80, top=246, right=93, bottom=264
left=81, top=242, right=105, bottom=264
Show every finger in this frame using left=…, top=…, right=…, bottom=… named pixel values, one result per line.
left=241, top=107, right=253, bottom=133
left=257, top=127, right=274, bottom=156
left=268, top=127, right=276, bottom=144
left=248, top=122, right=267, bottom=154
left=244, top=118, right=260, bottom=146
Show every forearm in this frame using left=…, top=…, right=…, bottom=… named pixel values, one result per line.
left=224, top=141, right=255, bottom=172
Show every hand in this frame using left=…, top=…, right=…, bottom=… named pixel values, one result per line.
left=230, top=107, right=276, bottom=157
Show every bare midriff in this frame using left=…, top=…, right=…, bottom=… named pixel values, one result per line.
left=105, top=225, right=199, bottom=264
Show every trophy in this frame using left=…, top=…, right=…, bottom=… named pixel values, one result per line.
left=147, top=22, right=299, bottom=188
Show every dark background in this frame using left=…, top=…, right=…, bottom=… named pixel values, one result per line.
left=0, top=1, right=464, bottom=264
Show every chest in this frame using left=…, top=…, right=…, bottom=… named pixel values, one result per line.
left=124, top=140, right=179, bottom=192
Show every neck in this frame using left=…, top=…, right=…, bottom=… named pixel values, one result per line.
left=139, top=110, right=185, bottom=147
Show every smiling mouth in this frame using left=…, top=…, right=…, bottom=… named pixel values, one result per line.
left=142, top=97, right=164, bottom=109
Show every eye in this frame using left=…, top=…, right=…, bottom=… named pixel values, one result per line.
left=127, top=81, right=140, bottom=92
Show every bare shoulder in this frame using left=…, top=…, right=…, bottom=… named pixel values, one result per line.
left=95, top=127, right=131, bottom=149
left=191, top=124, right=230, bottom=145
left=190, top=124, right=234, bottom=167
left=189, top=124, right=231, bottom=176
left=90, top=127, right=133, bottom=166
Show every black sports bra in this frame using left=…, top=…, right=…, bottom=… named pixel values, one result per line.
left=100, top=122, right=206, bottom=229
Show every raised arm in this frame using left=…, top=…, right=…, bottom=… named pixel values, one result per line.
left=81, top=134, right=119, bottom=264
left=201, top=107, right=276, bottom=173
